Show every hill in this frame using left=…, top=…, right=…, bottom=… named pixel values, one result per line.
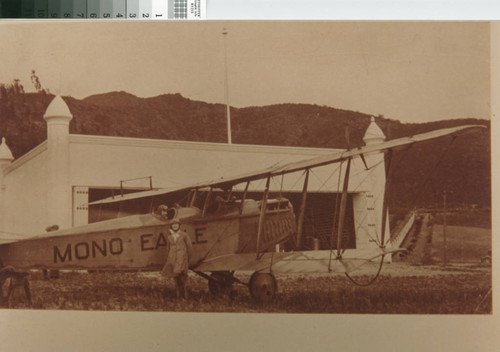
left=0, top=89, right=490, bottom=210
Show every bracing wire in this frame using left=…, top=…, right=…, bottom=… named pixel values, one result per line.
left=329, top=144, right=413, bottom=278
left=199, top=219, right=241, bottom=262
left=343, top=138, right=456, bottom=286
left=308, top=162, right=342, bottom=192
left=344, top=255, right=385, bottom=286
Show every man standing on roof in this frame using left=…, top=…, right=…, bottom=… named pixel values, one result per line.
left=161, top=219, right=193, bottom=299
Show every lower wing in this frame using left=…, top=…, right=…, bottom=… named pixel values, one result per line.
left=193, top=247, right=405, bottom=274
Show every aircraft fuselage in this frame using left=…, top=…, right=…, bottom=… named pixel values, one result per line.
left=0, top=198, right=295, bottom=271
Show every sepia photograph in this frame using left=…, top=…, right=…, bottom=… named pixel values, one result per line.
left=0, top=20, right=492, bottom=320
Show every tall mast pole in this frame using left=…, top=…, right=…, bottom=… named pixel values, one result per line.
left=222, top=28, right=232, bottom=144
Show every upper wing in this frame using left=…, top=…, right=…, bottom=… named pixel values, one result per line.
left=89, top=124, right=484, bottom=205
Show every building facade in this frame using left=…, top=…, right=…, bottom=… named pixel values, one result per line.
left=0, top=96, right=388, bottom=254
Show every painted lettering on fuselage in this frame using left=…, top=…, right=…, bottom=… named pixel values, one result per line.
left=139, top=228, right=208, bottom=252
left=195, top=228, right=207, bottom=244
left=261, top=216, right=294, bottom=247
left=53, top=238, right=123, bottom=263
left=52, top=227, right=211, bottom=264
left=140, top=233, right=168, bottom=251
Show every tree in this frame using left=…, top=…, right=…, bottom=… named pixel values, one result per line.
left=30, top=70, right=44, bottom=93
left=12, top=79, right=24, bottom=95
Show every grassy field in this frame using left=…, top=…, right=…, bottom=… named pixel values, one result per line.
left=433, top=210, right=491, bottom=229
left=4, top=264, right=491, bottom=314
left=431, top=225, right=491, bottom=263
left=3, top=223, right=492, bottom=314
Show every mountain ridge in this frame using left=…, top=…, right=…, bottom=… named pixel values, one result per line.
left=0, top=90, right=490, bottom=209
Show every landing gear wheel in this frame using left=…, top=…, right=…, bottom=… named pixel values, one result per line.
left=208, top=271, right=234, bottom=296
left=249, top=272, right=277, bottom=303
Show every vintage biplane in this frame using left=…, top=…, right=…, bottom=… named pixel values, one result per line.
left=0, top=124, right=484, bottom=303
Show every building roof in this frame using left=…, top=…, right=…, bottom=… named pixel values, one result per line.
left=65, top=134, right=355, bottom=191
left=3, top=142, right=47, bottom=175
left=68, top=134, right=341, bottom=155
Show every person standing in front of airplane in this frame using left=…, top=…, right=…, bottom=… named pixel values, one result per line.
left=161, top=219, right=193, bottom=299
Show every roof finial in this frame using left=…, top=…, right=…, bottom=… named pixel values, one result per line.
left=43, top=95, right=73, bottom=120
left=0, top=137, right=14, bottom=161
left=363, top=116, right=386, bottom=146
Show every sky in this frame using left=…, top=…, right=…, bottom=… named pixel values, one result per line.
left=0, top=21, right=490, bottom=123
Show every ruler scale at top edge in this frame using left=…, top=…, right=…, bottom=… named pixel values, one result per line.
left=0, top=0, right=205, bottom=19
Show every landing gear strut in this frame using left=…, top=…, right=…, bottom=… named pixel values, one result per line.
left=249, top=272, right=277, bottom=303
left=0, top=266, right=32, bottom=307
left=195, top=271, right=277, bottom=302
left=205, top=271, right=235, bottom=296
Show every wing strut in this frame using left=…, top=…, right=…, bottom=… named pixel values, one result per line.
left=359, top=153, right=369, bottom=170
left=344, top=148, right=394, bottom=285
left=335, top=157, right=351, bottom=259
left=201, top=187, right=213, bottom=217
left=295, top=169, right=310, bottom=249
left=255, top=176, right=271, bottom=259
left=380, top=149, right=393, bottom=247
left=188, top=189, right=198, bottom=207
left=239, top=181, right=250, bottom=214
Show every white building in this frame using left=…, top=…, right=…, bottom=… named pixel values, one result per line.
left=0, top=95, right=388, bottom=253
